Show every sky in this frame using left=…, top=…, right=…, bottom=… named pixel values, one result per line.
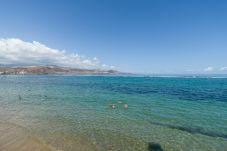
left=0, top=0, right=227, bottom=74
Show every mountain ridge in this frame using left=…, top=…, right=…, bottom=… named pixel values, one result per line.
left=0, top=66, right=124, bottom=75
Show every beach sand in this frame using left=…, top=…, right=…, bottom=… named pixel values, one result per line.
left=0, top=122, right=54, bottom=151
left=0, top=121, right=150, bottom=151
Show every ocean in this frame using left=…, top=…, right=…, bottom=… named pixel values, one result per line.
left=0, top=75, right=227, bottom=151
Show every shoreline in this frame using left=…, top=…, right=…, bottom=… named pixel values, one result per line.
left=0, top=122, right=55, bottom=151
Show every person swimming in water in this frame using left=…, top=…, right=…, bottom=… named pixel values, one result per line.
left=123, top=104, right=128, bottom=109
left=19, top=95, right=22, bottom=101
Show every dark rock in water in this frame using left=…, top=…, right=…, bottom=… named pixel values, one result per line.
left=147, top=142, right=165, bottom=151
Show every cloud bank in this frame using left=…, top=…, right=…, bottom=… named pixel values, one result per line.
left=0, top=38, right=114, bottom=69
left=204, top=66, right=214, bottom=72
left=203, top=66, right=227, bottom=73
left=220, top=66, right=227, bottom=71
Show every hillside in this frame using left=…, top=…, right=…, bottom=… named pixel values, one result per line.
left=0, top=66, right=122, bottom=75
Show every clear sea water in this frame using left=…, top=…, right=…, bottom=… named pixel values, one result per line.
left=0, top=75, right=227, bottom=151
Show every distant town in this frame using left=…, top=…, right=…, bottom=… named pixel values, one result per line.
left=0, top=66, right=123, bottom=75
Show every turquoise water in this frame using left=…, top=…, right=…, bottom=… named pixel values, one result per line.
left=0, top=75, right=227, bottom=151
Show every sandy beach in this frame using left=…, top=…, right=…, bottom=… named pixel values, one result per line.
left=0, top=122, right=54, bottom=151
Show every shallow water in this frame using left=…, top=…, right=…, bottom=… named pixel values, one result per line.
left=0, top=75, right=227, bottom=151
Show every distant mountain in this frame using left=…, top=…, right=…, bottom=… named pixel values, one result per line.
left=0, top=66, right=124, bottom=75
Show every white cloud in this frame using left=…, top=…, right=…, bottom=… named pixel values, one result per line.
left=220, top=66, right=227, bottom=71
left=101, top=64, right=115, bottom=69
left=204, top=66, right=214, bottom=72
left=0, top=38, right=114, bottom=69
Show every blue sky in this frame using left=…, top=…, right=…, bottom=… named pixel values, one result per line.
left=0, top=0, right=227, bottom=74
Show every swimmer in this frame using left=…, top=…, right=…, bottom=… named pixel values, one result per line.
left=123, top=104, right=128, bottom=109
